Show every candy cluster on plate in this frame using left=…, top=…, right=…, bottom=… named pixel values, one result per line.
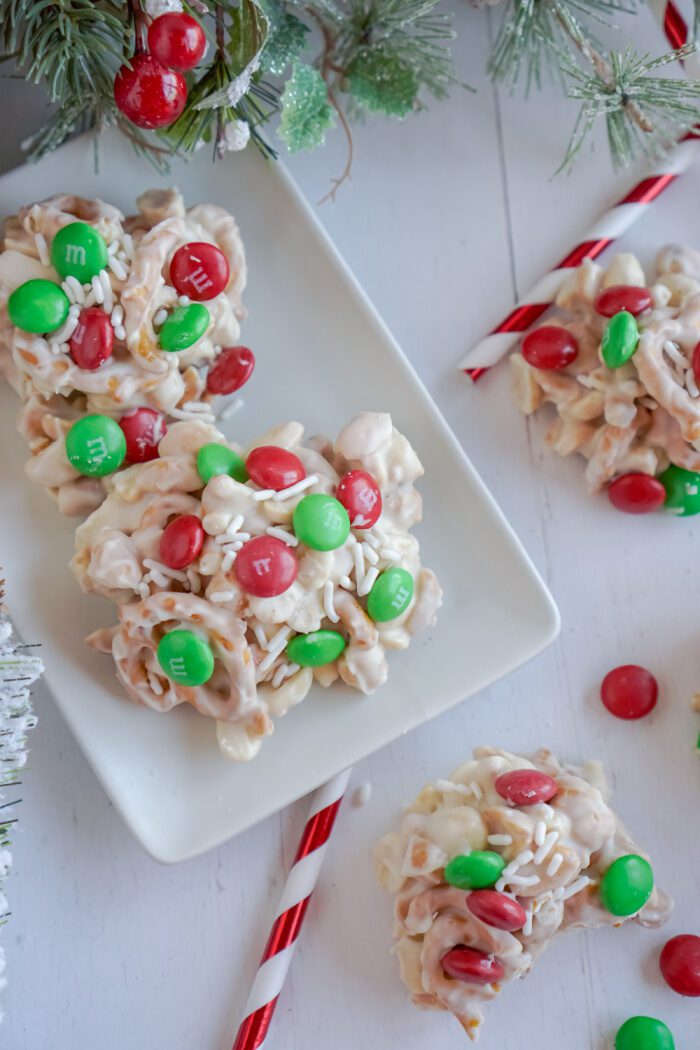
left=0, top=188, right=252, bottom=515
left=75, top=411, right=442, bottom=761
left=511, top=246, right=700, bottom=516
left=374, top=746, right=671, bottom=1042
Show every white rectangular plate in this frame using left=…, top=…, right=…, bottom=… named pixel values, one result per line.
left=0, top=132, right=558, bottom=862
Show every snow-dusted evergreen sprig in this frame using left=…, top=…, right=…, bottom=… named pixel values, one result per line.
left=0, top=610, right=41, bottom=1022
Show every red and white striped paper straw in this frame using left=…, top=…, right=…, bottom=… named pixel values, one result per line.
left=232, top=767, right=352, bottom=1050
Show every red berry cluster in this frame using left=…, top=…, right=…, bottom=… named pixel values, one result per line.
left=114, top=13, right=206, bottom=130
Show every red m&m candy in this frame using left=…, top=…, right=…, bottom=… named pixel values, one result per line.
left=69, top=307, right=114, bottom=370
left=600, top=664, right=658, bottom=720
left=336, top=470, right=382, bottom=529
left=467, top=890, right=527, bottom=932
left=206, top=346, right=255, bottom=395
left=660, top=934, right=700, bottom=996
left=246, top=446, right=306, bottom=492
left=441, top=946, right=504, bottom=985
left=160, top=515, right=205, bottom=570
left=119, top=407, right=166, bottom=464
left=235, top=536, right=298, bottom=597
left=169, top=242, right=230, bottom=301
left=521, top=326, right=578, bottom=371
left=594, top=285, right=653, bottom=318
left=608, top=473, right=666, bottom=514
left=494, top=769, right=558, bottom=806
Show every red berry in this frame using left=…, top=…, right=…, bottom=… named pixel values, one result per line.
left=494, top=769, right=558, bottom=806
left=467, top=891, right=527, bottom=932
left=441, top=946, right=504, bottom=985
left=594, top=285, right=653, bottom=318
left=169, top=242, right=230, bottom=301
left=246, top=446, right=306, bottom=492
left=608, top=473, right=666, bottom=515
left=160, top=514, right=205, bottom=570
left=335, top=470, right=382, bottom=529
left=147, top=13, right=207, bottom=72
left=235, top=536, right=298, bottom=598
left=600, top=664, right=658, bottom=720
left=660, top=934, right=700, bottom=997
left=692, top=341, right=700, bottom=386
left=119, top=407, right=167, bottom=464
left=114, top=54, right=187, bottom=130
left=207, top=346, right=255, bottom=395
left=69, top=307, right=114, bottom=370
left=521, top=326, right=578, bottom=370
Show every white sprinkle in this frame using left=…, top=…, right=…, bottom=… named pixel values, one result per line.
left=560, top=876, right=590, bottom=902
left=546, top=853, right=564, bottom=877
left=218, top=397, right=243, bottom=421
left=216, top=531, right=250, bottom=546
left=153, top=308, right=168, bottom=327
left=495, top=878, right=506, bottom=893
left=49, top=342, right=62, bottom=356
left=50, top=313, right=79, bottom=343
left=110, top=304, right=124, bottom=327
left=434, top=779, right=473, bottom=797
left=686, top=369, right=700, bottom=398
left=34, top=232, right=50, bottom=266
left=552, top=887, right=564, bottom=901
left=522, top=907, right=533, bottom=937
left=516, top=850, right=534, bottom=867
left=252, top=623, right=269, bottom=649
left=137, top=580, right=150, bottom=600
left=362, top=542, right=379, bottom=565
left=114, top=324, right=126, bottom=342
left=107, top=239, right=119, bottom=256
left=178, top=294, right=191, bottom=306
left=323, top=579, right=339, bottom=623
left=182, top=400, right=216, bottom=414
left=267, top=625, right=291, bottom=652
left=143, top=568, right=167, bottom=588
left=99, top=269, right=113, bottom=313
left=69, top=304, right=80, bottom=317
left=488, top=834, right=513, bottom=847
left=222, top=550, right=236, bottom=572
left=257, top=627, right=292, bottom=675
left=122, top=233, right=134, bottom=258
left=81, top=287, right=97, bottom=308
left=357, top=565, right=379, bottom=597
left=380, top=547, right=401, bottom=562
left=251, top=488, right=275, bottom=502
left=501, top=859, right=521, bottom=879
left=91, top=274, right=104, bottom=304
left=210, top=591, right=235, bottom=603
left=272, top=662, right=300, bottom=689
left=663, top=339, right=687, bottom=368
left=147, top=671, right=164, bottom=696
left=534, top=821, right=547, bottom=848
left=107, top=254, right=128, bottom=280
left=272, top=474, right=319, bottom=502
left=508, top=874, right=540, bottom=887
left=468, top=780, right=483, bottom=800
left=533, top=830, right=559, bottom=866
left=226, top=514, right=245, bottom=536
left=352, top=782, right=373, bottom=808
left=266, top=526, right=299, bottom=546
left=186, top=568, right=201, bottom=593
left=169, top=407, right=216, bottom=424
left=339, top=575, right=353, bottom=589
left=142, top=558, right=188, bottom=583
left=362, top=532, right=380, bottom=549
left=63, top=276, right=84, bottom=303
left=352, top=542, right=365, bottom=589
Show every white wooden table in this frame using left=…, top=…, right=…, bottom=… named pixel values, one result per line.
left=4, top=6, right=700, bottom=1048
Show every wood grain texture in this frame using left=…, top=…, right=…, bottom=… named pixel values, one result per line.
left=3, top=6, right=698, bottom=1049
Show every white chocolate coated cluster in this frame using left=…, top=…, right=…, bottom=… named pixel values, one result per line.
left=511, top=248, right=700, bottom=492
left=374, top=747, right=671, bottom=1042
left=78, top=412, right=442, bottom=761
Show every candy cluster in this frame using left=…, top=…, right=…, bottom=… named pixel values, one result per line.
left=511, top=246, right=700, bottom=516
left=74, top=411, right=442, bottom=761
left=374, top=747, right=671, bottom=1042
left=0, top=188, right=252, bottom=515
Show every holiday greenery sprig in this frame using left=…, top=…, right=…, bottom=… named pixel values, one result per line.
left=1, top=0, right=699, bottom=181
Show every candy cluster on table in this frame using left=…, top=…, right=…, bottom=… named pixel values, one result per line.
left=511, top=246, right=700, bottom=516
left=75, top=411, right=442, bottom=761
left=374, top=746, right=672, bottom=1043
left=0, top=187, right=253, bottom=516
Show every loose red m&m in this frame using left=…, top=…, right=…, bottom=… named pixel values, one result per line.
left=521, top=326, right=578, bottom=371
left=169, top=242, right=230, bottom=301
left=69, top=307, right=114, bottom=370
left=660, top=934, right=700, bottom=996
left=246, top=446, right=306, bottom=491
left=494, top=769, right=558, bottom=806
left=336, top=470, right=382, bottom=529
left=441, top=946, right=504, bottom=985
left=119, top=406, right=166, bottom=464
left=206, top=346, right=255, bottom=395
left=608, top=473, right=666, bottom=514
left=594, top=285, right=653, bottom=318
left=600, top=664, right=658, bottom=720
left=159, top=515, right=205, bottom=570
left=467, top=890, right=527, bottom=932
left=234, top=536, right=298, bottom=597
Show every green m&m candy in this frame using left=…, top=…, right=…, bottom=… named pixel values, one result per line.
left=615, top=1016, right=674, bottom=1050
left=196, top=443, right=248, bottom=485
left=293, top=494, right=350, bottom=551
left=157, top=629, right=214, bottom=687
left=600, top=854, right=654, bottom=917
left=158, top=303, right=210, bottom=351
left=367, top=567, right=414, bottom=622
left=444, top=851, right=505, bottom=890
left=659, top=464, right=700, bottom=517
left=51, top=221, right=108, bottom=282
left=8, top=279, right=70, bottom=334
left=65, top=414, right=126, bottom=477
left=601, top=310, right=639, bottom=369
left=286, top=629, right=346, bottom=667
